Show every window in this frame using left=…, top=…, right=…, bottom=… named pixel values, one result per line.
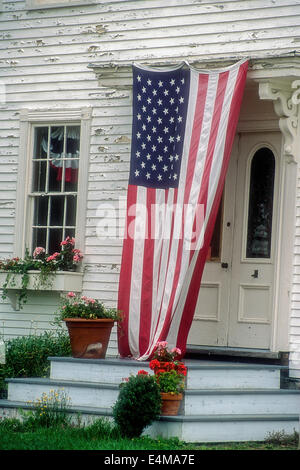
left=206, top=195, right=223, bottom=262
left=16, top=108, right=91, bottom=257
left=31, top=125, right=80, bottom=254
left=246, top=147, right=275, bottom=259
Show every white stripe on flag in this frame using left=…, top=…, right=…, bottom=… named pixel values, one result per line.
left=128, top=186, right=147, bottom=357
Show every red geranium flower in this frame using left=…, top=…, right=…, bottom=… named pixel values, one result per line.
left=149, top=359, right=160, bottom=370
left=137, top=370, right=149, bottom=375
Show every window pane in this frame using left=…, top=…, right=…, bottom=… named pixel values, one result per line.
left=50, top=196, right=64, bottom=226
left=206, top=195, right=223, bottom=261
left=32, top=160, right=47, bottom=192
left=32, top=227, right=47, bottom=251
left=49, top=164, right=62, bottom=192
left=65, top=228, right=76, bottom=240
left=33, top=127, right=48, bottom=159
left=246, top=148, right=275, bottom=258
left=48, top=228, right=63, bottom=254
left=66, top=195, right=77, bottom=226
left=66, top=126, right=80, bottom=154
left=49, top=126, right=64, bottom=192
left=33, top=196, right=48, bottom=226
left=65, top=125, right=80, bottom=192
left=50, top=126, right=64, bottom=154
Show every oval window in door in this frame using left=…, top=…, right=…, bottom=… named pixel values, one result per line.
left=246, top=147, right=275, bottom=259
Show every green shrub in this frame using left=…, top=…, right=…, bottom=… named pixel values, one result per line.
left=5, top=330, right=71, bottom=377
left=113, top=372, right=162, bottom=438
left=0, top=330, right=71, bottom=395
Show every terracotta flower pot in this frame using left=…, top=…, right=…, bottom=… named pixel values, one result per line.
left=160, top=392, right=183, bottom=416
left=64, top=318, right=115, bottom=359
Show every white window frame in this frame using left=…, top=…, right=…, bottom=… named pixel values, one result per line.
left=15, top=108, right=91, bottom=258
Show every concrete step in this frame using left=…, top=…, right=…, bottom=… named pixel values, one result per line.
left=49, top=357, right=284, bottom=390
left=150, top=413, right=300, bottom=443
left=2, top=356, right=298, bottom=443
left=6, top=377, right=120, bottom=410
left=0, top=399, right=298, bottom=443
left=6, top=376, right=300, bottom=417
left=184, top=388, right=300, bottom=415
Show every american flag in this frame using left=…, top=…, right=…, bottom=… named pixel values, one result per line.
left=118, top=60, right=248, bottom=360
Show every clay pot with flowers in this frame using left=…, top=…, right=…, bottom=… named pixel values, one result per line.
left=57, top=292, right=120, bottom=359
left=149, top=341, right=187, bottom=415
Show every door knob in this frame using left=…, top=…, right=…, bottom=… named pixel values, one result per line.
left=251, top=269, right=258, bottom=278
left=221, top=262, right=229, bottom=269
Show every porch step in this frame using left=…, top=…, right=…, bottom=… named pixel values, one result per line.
left=0, top=357, right=299, bottom=443
left=6, top=377, right=300, bottom=416
left=0, top=400, right=298, bottom=443
left=7, top=377, right=120, bottom=409
left=49, top=357, right=284, bottom=390
left=184, top=389, right=300, bottom=415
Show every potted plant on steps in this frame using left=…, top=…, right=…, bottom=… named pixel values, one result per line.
left=149, top=341, right=187, bottom=416
left=56, top=292, right=120, bottom=359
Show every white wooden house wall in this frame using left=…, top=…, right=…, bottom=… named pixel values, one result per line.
left=0, top=0, right=300, bottom=375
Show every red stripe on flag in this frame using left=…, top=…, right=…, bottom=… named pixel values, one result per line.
left=117, top=184, right=138, bottom=357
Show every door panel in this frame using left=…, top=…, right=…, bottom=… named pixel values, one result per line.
left=227, top=133, right=280, bottom=349
left=187, top=132, right=280, bottom=350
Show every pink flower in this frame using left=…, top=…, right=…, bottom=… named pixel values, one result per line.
left=46, top=252, right=60, bottom=262
left=67, top=292, right=76, bottom=298
left=171, top=347, right=181, bottom=356
left=61, top=236, right=75, bottom=246
left=33, top=247, right=45, bottom=258
left=157, top=341, right=168, bottom=349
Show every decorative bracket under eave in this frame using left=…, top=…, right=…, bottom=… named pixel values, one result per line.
left=258, top=80, right=300, bottom=163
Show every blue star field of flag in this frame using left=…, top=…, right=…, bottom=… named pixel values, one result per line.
left=129, top=65, right=190, bottom=189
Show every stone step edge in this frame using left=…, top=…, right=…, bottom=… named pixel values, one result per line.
left=0, top=400, right=298, bottom=424
left=48, top=356, right=287, bottom=371
left=6, top=377, right=299, bottom=395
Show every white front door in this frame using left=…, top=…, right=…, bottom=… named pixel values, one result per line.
left=187, top=132, right=280, bottom=350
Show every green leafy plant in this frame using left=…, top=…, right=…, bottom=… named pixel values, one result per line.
left=56, top=292, right=120, bottom=321
left=112, top=370, right=162, bottom=438
left=0, top=237, right=83, bottom=308
left=154, top=369, right=186, bottom=394
left=24, top=389, right=71, bottom=429
left=0, top=331, right=71, bottom=397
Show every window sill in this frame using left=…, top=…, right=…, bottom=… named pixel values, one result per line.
left=0, top=271, right=83, bottom=310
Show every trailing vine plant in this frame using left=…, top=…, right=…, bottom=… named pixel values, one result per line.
left=0, top=237, right=83, bottom=308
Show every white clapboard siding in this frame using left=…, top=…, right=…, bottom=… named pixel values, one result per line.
left=0, top=0, right=300, bottom=369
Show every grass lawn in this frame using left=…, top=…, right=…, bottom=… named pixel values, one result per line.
left=0, top=418, right=298, bottom=451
